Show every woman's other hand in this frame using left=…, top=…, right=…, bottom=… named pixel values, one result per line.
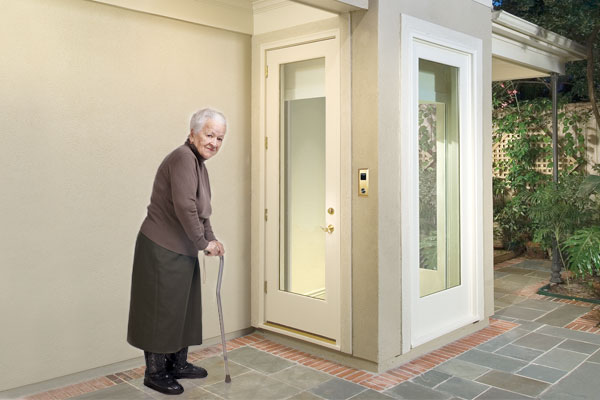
left=204, top=241, right=225, bottom=256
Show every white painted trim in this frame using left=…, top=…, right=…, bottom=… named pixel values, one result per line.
left=493, top=33, right=564, bottom=75
left=400, top=14, right=484, bottom=353
left=492, top=11, right=586, bottom=58
left=253, top=28, right=352, bottom=353
left=490, top=10, right=584, bottom=79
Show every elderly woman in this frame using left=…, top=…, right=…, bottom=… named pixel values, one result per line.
left=127, top=108, right=226, bottom=395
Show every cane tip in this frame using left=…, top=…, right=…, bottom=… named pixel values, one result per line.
left=225, top=375, right=231, bottom=383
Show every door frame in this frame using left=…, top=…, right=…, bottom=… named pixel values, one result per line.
left=400, top=14, right=484, bottom=351
left=250, top=28, right=352, bottom=353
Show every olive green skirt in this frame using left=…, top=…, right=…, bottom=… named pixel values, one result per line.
left=127, top=232, right=202, bottom=353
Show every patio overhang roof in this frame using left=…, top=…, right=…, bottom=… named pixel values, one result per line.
left=492, top=10, right=586, bottom=81
left=291, top=0, right=367, bottom=13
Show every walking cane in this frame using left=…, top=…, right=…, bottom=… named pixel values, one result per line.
left=216, top=255, right=231, bottom=383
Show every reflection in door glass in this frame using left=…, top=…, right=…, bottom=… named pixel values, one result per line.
left=418, top=58, right=461, bottom=297
left=279, top=58, right=327, bottom=300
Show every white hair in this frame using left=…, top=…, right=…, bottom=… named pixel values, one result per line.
left=189, top=108, right=227, bottom=135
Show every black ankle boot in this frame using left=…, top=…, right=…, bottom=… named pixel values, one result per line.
left=144, top=351, right=184, bottom=395
left=166, top=347, right=208, bottom=379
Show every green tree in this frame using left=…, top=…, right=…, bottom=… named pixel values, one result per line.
left=495, top=0, right=600, bottom=127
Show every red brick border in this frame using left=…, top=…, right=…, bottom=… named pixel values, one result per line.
left=565, top=305, right=600, bottom=333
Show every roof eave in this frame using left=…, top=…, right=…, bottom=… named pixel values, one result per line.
left=492, top=10, right=586, bottom=61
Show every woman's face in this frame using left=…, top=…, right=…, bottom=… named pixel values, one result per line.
left=190, top=119, right=226, bottom=160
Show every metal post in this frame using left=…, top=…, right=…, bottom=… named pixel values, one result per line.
left=550, top=73, right=563, bottom=284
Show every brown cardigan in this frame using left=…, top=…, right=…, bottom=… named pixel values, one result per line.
left=140, top=141, right=216, bottom=257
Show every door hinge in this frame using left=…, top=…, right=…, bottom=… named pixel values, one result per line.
left=264, top=281, right=268, bottom=293
left=265, top=136, right=268, bottom=150
left=264, top=208, right=268, bottom=221
left=265, top=65, right=269, bottom=78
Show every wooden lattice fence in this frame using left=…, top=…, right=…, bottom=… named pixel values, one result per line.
left=492, top=103, right=599, bottom=178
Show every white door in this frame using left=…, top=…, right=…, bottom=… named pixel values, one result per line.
left=264, top=39, right=340, bottom=343
left=405, top=35, right=482, bottom=347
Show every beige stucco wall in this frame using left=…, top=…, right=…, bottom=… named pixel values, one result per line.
left=351, top=4, right=380, bottom=363
left=0, top=0, right=250, bottom=391
left=351, top=0, right=494, bottom=367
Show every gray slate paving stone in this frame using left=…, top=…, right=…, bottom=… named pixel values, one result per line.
left=270, top=365, right=332, bottom=390
left=496, top=267, right=537, bottom=275
left=384, top=381, right=451, bottom=400
left=411, top=369, right=451, bottom=387
left=516, top=260, right=551, bottom=271
left=495, top=344, right=544, bottom=362
left=536, top=325, right=600, bottom=345
left=516, top=364, right=567, bottom=383
left=474, top=387, right=535, bottom=399
left=534, top=304, right=591, bottom=327
left=511, top=320, right=545, bottom=331
left=499, top=275, right=546, bottom=285
left=533, top=348, right=589, bottom=371
left=288, top=391, right=326, bottom=400
left=308, top=378, right=366, bottom=400
left=495, top=281, right=531, bottom=294
left=497, top=294, right=529, bottom=305
left=348, top=389, right=396, bottom=399
left=524, top=271, right=552, bottom=279
left=435, top=376, right=489, bottom=400
left=71, top=383, right=154, bottom=399
left=540, top=362, right=600, bottom=400
left=476, top=370, right=549, bottom=397
left=189, top=356, right=250, bottom=387
left=226, top=346, right=294, bottom=374
left=476, top=328, right=530, bottom=352
left=515, top=299, right=562, bottom=312
left=557, top=339, right=600, bottom=354
left=490, top=313, right=517, bottom=321
left=588, top=349, right=600, bottom=363
left=434, top=359, right=491, bottom=380
left=204, top=371, right=301, bottom=400
left=512, top=332, right=564, bottom=351
left=494, top=305, right=548, bottom=321
left=494, top=271, right=510, bottom=279
left=457, top=349, right=528, bottom=372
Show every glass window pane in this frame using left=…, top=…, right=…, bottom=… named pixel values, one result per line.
left=418, top=58, right=461, bottom=297
left=279, top=58, right=327, bottom=300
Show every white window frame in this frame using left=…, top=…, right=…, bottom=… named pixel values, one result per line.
left=400, top=14, right=484, bottom=352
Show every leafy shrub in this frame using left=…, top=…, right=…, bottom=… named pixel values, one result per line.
left=562, top=227, right=600, bottom=278
left=528, top=174, right=593, bottom=252
left=561, top=175, right=600, bottom=278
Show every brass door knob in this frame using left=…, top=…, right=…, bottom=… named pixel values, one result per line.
left=320, top=224, right=334, bottom=234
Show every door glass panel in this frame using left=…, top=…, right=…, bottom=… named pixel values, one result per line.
left=279, top=58, right=327, bottom=300
left=418, top=58, right=461, bottom=297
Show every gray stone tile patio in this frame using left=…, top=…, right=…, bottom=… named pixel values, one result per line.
left=476, top=370, right=549, bottom=398
left=307, top=378, right=365, bottom=399
left=539, top=362, right=600, bottom=400
left=21, top=258, right=600, bottom=399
